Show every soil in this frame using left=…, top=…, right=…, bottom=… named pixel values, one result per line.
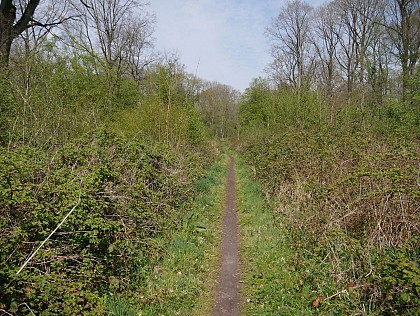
left=213, top=155, right=240, bottom=316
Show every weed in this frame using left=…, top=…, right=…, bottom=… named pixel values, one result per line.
left=105, top=296, right=137, bottom=316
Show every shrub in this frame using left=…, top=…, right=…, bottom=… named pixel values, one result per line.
left=0, top=130, right=212, bottom=314
left=239, top=101, right=419, bottom=313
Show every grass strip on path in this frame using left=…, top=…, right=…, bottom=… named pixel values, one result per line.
left=137, top=154, right=229, bottom=315
left=236, top=155, right=315, bottom=315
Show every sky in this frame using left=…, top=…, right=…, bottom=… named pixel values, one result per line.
left=148, top=0, right=327, bottom=92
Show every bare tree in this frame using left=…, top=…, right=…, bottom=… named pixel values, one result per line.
left=384, top=0, right=419, bottom=103
left=265, top=49, right=297, bottom=88
left=266, top=0, right=313, bottom=92
left=330, top=0, right=382, bottom=103
left=124, top=15, right=156, bottom=83
left=67, top=0, right=155, bottom=108
left=10, top=1, right=70, bottom=93
left=335, top=0, right=357, bottom=96
left=366, top=13, right=393, bottom=104
left=69, top=0, right=154, bottom=74
left=313, top=1, right=342, bottom=99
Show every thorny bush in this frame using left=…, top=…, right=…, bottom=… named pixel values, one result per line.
left=0, top=130, right=212, bottom=315
left=241, top=124, right=419, bottom=314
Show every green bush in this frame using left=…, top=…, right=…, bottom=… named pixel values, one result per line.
left=239, top=97, right=420, bottom=314
left=0, top=130, right=212, bottom=314
left=0, top=75, right=13, bottom=146
left=373, top=242, right=420, bottom=314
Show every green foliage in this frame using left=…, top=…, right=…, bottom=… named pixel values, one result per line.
left=374, top=242, right=420, bottom=314
left=5, top=41, right=145, bottom=148
left=186, top=110, right=206, bottom=145
left=111, top=99, right=208, bottom=149
left=238, top=87, right=420, bottom=314
left=239, top=82, right=327, bottom=140
left=0, top=74, right=13, bottom=146
left=409, top=70, right=420, bottom=103
left=373, top=102, right=420, bottom=137
left=137, top=155, right=227, bottom=315
left=108, top=57, right=209, bottom=147
left=239, top=78, right=273, bottom=129
left=143, top=58, right=196, bottom=110
left=0, top=130, right=213, bottom=314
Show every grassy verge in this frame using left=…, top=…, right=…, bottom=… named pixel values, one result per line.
left=236, top=155, right=315, bottom=315
left=135, top=154, right=229, bottom=315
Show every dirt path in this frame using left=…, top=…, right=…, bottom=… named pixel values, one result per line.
left=213, top=155, right=240, bottom=316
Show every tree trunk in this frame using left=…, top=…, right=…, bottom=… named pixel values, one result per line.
left=0, top=36, right=12, bottom=67
left=401, top=58, right=409, bottom=103
left=0, top=0, right=41, bottom=68
left=0, top=2, right=16, bottom=68
left=393, top=0, right=419, bottom=104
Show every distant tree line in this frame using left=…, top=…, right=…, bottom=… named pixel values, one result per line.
left=0, top=0, right=245, bottom=147
left=265, top=0, right=419, bottom=105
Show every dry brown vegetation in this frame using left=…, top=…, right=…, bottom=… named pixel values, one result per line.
left=239, top=98, right=419, bottom=313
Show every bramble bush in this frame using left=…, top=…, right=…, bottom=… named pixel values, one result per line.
left=239, top=97, right=419, bottom=314
left=0, top=30, right=217, bottom=316
left=0, top=130, right=213, bottom=315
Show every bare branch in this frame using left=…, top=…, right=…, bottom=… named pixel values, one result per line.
left=12, top=0, right=40, bottom=36
left=28, top=16, right=75, bottom=29
left=80, top=0, right=93, bottom=10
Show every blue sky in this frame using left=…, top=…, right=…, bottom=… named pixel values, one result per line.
left=149, top=0, right=327, bottom=92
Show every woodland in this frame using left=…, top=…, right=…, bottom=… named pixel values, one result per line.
left=0, top=0, right=419, bottom=315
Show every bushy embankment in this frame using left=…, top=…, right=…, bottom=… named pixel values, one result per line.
left=239, top=105, right=419, bottom=314
left=0, top=130, right=215, bottom=315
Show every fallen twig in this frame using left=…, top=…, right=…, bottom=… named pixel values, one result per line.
left=16, top=197, right=81, bottom=275
left=325, top=284, right=367, bottom=301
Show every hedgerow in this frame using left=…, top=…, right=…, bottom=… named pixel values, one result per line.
left=239, top=105, right=420, bottom=314
left=0, top=129, right=213, bottom=315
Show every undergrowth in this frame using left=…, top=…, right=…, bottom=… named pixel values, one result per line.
left=0, top=129, right=215, bottom=315
left=236, top=155, right=314, bottom=315
left=238, top=104, right=420, bottom=314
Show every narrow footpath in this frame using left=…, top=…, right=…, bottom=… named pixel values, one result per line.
left=213, top=155, right=240, bottom=316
